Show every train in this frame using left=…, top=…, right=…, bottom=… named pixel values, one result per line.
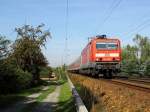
left=68, top=35, right=121, bottom=78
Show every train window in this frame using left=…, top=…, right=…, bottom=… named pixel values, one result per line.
left=96, top=43, right=107, bottom=49
left=107, top=43, right=118, bottom=49
left=96, top=42, right=118, bottom=49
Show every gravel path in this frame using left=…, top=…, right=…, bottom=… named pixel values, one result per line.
left=33, top=85, right=61, bottom=112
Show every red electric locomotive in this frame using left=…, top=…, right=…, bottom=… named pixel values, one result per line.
left=68, top=35, right=121, bottom=78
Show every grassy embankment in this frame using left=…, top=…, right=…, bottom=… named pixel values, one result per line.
left=54, top=69, right=76, bottom=112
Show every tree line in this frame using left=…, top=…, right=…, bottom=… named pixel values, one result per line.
left=0, top=24, right=52, bottom=94
left=122, top=34, right=150, bottom=77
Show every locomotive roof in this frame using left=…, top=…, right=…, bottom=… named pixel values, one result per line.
left=91, top=37, right=120, bottom=42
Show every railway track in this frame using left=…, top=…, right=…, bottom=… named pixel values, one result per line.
left=128, top=78, right=150, bottom=83
left=113, top=77, right=150, bottom=85
left=105, top=79, right=150, bottom=93
left=70, top=73, right=150, bottom=92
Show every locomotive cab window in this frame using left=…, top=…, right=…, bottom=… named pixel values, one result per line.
left=96, top=43, right=107, bottom=49
left=96, top=42, right=118, bottom=50
left=107, top=43, right=118, bottom=49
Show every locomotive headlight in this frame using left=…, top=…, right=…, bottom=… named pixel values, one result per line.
left=96, top=53, right=105, bottom=57
left=96, top=58, right=99, bottom=61
left=110, top=53, right=119, bottom=57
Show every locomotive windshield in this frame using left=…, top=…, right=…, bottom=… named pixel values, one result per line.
left=96, top=42, right=118, bottom=50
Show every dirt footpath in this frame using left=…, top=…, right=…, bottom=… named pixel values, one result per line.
left=1, top=85, right=61, bottom=112
left=33, top=85, right=61, bottom=112
left=1, top=93, right=42, bottom=112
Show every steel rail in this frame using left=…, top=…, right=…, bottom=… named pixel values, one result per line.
left=107, top=79, right=150, bottom=93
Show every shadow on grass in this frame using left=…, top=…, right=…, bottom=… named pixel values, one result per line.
left=0, top=80, right=59, bottom=111
left=0, top=84, right=43, bottom=109
left=0, top=78, right=70, bottom=112
left=0, top=95, right=26, bottom=109
left=21, top=97, right=75, bottom=112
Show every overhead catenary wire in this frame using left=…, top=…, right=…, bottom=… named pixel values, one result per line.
left=122, top=18, right=150, bottom=37
left=97, top=0, right=123, bottom=33
left=127, top=22, right=150, bottom=38
left=118, top=9, right=150, bottom=38
left=101, top=0, right=122, bottom=26
left=119, top=17, right=150, bottom=48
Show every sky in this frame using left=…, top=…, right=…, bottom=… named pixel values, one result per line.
left=0, top=0, right=150, bottom=67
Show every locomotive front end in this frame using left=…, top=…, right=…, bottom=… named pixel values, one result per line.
left=93, top=36, right=121, bottom=77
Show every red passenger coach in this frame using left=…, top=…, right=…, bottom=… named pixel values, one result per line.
left=68, top=35, right=121, bottom=78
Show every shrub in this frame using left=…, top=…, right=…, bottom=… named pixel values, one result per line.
left=122, top=60, right=139, bottom=74
left=39, top=67, right=49, bottom=78
left=0, top=62, right=16, bottom=94
left=143, top=60, right=150, bottom=77
left=15, top=69, right=32, bottom=89
left=39, top=66, right=53, bottom=78
left=0, top=61, right=32, bottom=94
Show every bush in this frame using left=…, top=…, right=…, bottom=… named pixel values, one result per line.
left=39, top=67, right=49, bottom=78
left=0, top=61, right=32, bottom=94
left=15, top=69, right=32, bottom=89
left=0, top=62, right=16, bottom=94
left=122, top=60, right=135, bottom=73
left=54, top=67, right=67, bottom=82
left=121, top=59, right=140, bottom=76
left=122, top=59, right=150, bottom=77
left=39, top=66, right=53, bottom=78
left=143, top=60, right=150, bottom=77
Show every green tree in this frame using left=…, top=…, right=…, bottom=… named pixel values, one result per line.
left=133, top=34, right=150, bottom=62
left=12, top=24, right=51, bottom=84
left=0, top=35, right=10, bottom=59
left=133, top=34, right=150, bottom=76
left=122, top=44, right=137, bottom=61
left=122, top=45, right=139, bottom=75
left=122, top=34, right=150, bottom=77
